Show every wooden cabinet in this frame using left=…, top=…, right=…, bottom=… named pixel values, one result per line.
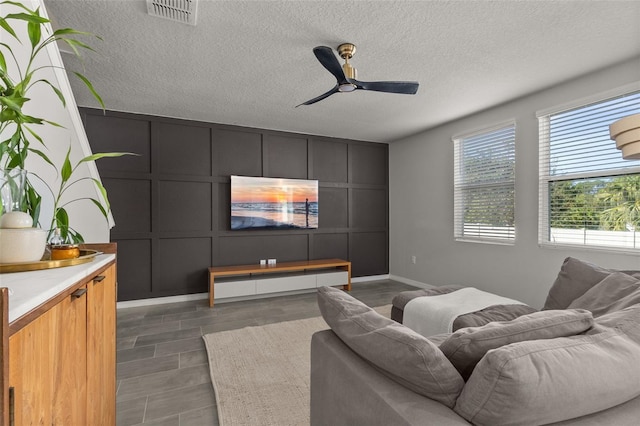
left=87, top=266, right=116, bottom=426
left=3, top=252, right=116, bottom=426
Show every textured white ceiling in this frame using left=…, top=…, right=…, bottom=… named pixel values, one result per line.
left=44, top=0, right=640, bottom=143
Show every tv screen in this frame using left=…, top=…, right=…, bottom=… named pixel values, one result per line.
left=231, top=175, right=318, bottom=230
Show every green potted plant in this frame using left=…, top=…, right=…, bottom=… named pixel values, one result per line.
left=0, top=0, right=130, bottom=261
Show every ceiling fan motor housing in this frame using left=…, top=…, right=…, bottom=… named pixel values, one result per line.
left=342, top=63, right=357, bottom=80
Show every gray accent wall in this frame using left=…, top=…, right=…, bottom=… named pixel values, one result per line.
left=80, top=109, right=388, bottom=301
left=389, top=57, right=640, bottom=309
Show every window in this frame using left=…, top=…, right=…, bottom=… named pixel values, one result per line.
left=453, top=122, right=516, bottom=243
left=538, top=87, right=640, bottom=251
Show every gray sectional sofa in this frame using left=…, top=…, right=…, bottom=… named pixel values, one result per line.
left=310, top=257, right=640, bottom=425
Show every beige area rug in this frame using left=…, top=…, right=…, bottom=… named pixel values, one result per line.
left=203, top=304, right=391, bottom=426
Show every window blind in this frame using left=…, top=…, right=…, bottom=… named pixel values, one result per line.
left=454, top=122, right=516, bottom=243
left=538, top=90, right=640, bottom=251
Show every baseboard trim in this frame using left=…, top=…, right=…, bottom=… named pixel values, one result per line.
left=117, top=274, right=392, bottom=309
left=352, top=274, right=390, bottom=283
left=117, top=292, right=209, bottom=309
left=389, top=274, right=434, bottom=289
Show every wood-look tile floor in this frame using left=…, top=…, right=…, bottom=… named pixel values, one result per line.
left=116, top=280, right=417, bottom=426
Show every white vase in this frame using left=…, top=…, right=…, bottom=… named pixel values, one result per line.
left=0, top=169, right=47, bottom=263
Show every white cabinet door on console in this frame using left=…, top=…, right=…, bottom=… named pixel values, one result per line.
left=316, top=271, right=350, bottom=287
left=216, top=280, right=257, bottom=299
left=256, top=275, right=316, bottom=294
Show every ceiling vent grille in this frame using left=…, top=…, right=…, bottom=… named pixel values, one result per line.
left=147, top=0, right=198, bottom=26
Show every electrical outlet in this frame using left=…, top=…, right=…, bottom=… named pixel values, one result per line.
left=411, top=255, right=417, bottom=264
left=268, top=258, right=276, bottom=265
left=260, top=259, right=266, bottom=266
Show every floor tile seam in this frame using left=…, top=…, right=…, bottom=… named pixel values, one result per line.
left=117, top=352, right=179, bottom=369
left=141, top=396, right=149, bottom=424
left=117, top=368, right=212, bottom=400
left=140, top=335, right=205, bottom=352
left=134, top=332, right=203, bottom=347
left=177, top=403, right=217, bottom=424
left=116, top=324, right=180, bottom=339
left=136, top=325, right=202, bottom=340
left=118, top=321, right=182, bottom=339
left=144, top=381, right=214, bottom=405
left=116, top=342, right=158, bottom=357
left=117, top=365, right=188, bottom=390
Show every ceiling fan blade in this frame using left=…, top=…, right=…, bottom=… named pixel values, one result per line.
left=296, top=85, right=340, bottom=107
left=313, top=46, right=347, bottom=83
left=355, top=80, right=419, bottom=95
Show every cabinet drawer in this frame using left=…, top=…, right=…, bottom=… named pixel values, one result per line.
left=216, top=280, right=257, bottom=298
left=316, top=271, right=349, bottom=287
left=256, top=275, right=316, bottom=294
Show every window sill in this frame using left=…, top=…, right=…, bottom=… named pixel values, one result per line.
left=456, top=238, right=515, bottom=246
left=538, top=242, right=640, bottom=255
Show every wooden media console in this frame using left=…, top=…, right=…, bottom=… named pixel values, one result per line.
left=208, top=258, right=351, bottom=307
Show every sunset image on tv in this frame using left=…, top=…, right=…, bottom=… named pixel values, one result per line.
left=231, top=176, right=318, bottom=230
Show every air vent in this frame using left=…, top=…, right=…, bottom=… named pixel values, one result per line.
left=147, top=0, right=198, bottom=26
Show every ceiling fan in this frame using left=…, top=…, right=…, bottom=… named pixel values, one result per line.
left=297, top=43, right=419, bottom=107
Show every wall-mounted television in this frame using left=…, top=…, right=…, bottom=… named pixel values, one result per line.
left=231, top=175, right=318, bottom=230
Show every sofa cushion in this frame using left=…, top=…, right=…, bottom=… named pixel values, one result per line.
left=589, top=303, right=640, bottom=342
left=567, top=272, right=640, bottom=317
left=454, top=330, right=640, bottom=426
left=543, top=257, right=613, bottom=310
left=439, top=309, right=593, bottom=380
left=544, top=257, right=640, bottom=310
left=317, top=286, right=465, bottom=408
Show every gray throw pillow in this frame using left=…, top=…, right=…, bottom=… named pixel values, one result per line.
left=543, top=257, right=612, bottom=310
left=454, top=330, right=640, bottom=425
left=568, top=272, right=640, bottom=317
left=544, top=257, right=640, bottom=310
left=439, top=309, right=593, bottom=380
left=317, top=286, right=465, bottom=408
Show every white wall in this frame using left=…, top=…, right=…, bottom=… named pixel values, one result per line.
left=1, top=0, right=111, bottom=242
left=389, top=57, right=640, bottom=308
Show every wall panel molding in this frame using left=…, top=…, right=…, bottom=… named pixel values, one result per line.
left=81, top=108, right=389, bottom=301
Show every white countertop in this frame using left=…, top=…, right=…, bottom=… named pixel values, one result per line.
left=0, top=253, right=116, bottom=323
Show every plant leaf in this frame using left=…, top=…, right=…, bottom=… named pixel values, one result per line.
left=61, top=146, right=72, bottom=183
left=27, top=19, right=41, bottom=48
left=35, top=79, right=66, bottom=107
left=42, top=119, right=63, bottom=128
left=55, top=207, right=69, bottom=241
left=26, top=183, right=41, bottom=226
left=0, top=95, right=23, bottom=112
left=80, top=152, right=136, bottom=164
left=27, top=147, right=56, bottom=170
left=90, top=178, right=110, bottom=212
left=0, top=16, right=19, bottom=40
left=89, top=197, right=109, bottom=220
left=59, top=37, right=96, bottom=53
left=1, top=1, right=37, bottom=14
left=0, top=50, right=6, bottom=72
left=4, top=13, right=48, bottom=25
left=23, top=125, right=43, bottom=145
left=73, top=71, right=104, bottom=110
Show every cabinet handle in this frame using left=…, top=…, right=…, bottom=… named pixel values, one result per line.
left=9, top=386, right=14, bottom=426
left=93, top=275, right=106, bottom=284
left=71, top=288, right=87, bottom=299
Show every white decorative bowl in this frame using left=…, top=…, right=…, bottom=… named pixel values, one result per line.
left=0, top=228, right=47, bottom=263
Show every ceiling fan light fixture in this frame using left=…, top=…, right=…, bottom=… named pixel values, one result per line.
left=338, top=83, right=357, bottom=92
